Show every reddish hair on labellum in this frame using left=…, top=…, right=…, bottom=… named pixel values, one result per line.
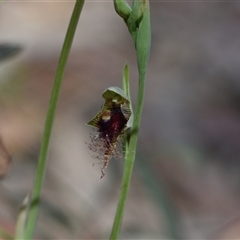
left=88, top=103, right=127, bottom=179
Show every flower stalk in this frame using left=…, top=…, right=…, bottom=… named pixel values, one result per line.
left=110, top=0, right=151, bottom=239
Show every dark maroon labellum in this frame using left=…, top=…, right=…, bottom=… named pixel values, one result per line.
left=98, top=104, right=127, bottom=144
left=86, top=86, right=132, bottom=179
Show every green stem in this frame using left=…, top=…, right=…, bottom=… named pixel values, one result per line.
left=110, top=1, right=151, bottom=238
left=110, top=72, right=146, bottom=240
left=23, top=1, right=85, bottom=239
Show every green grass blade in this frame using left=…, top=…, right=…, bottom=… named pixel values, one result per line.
left=23, top=1, right=85, bottom=239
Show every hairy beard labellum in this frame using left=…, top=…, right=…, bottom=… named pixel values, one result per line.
left=87, top=87, right=132, bottom=179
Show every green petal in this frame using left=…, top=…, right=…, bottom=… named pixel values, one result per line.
left=86, top=86, right=132, bottom=130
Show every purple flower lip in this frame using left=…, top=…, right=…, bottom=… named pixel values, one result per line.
left=86, top=87, right=132, bottom=179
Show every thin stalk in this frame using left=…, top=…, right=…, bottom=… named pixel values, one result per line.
left=110, top=73, right=146, bottom=240
left=122, top=63, right=133, bottom=157
left=23, top=1, right=85, bottom=239
left=122, top=63, right=131, bottom=100
left=110, top=0, right=151, bottom=238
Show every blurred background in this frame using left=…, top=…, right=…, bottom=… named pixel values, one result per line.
left=1, top=1, right=240, bottom=239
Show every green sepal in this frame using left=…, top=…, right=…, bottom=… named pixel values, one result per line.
left=87, top=86, right=133, bottom=130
